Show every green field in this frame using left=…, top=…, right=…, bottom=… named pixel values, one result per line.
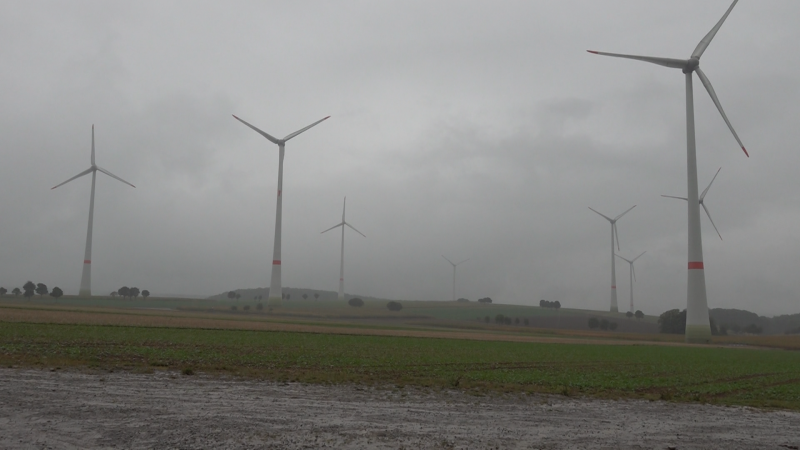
left=1, top=321, right=799, bottom=410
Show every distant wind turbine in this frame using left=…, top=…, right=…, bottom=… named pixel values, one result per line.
left=442, top=256, right=469, bottom=302
left=588, top=0, right=747, bottom=343
left=589, top=205, right=636, bottom=313
left=233, top=114, right=329, bottom=306
left=615, top=251, right=646, bottom=313
left=51, top=125, right=136, bottom=297
left=321, top=197, right=366, bottom=300
left=662, top=168, right=723, bottom=240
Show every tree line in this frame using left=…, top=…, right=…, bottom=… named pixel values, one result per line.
left=111, top=287, right=150, bottom=300
left=0, top=282, right=64, bottom=301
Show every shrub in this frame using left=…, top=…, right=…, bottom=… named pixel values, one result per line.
left=348, top=298, right=364, bottom=307
left=478, top=297, right=493, bottom=303
left=387, top=301, right=402, bottom=311
left=609, top=322, right=618, bottom=331
left=495, top=314, right=506, bottom=324
left=588, top=317, right=599, bottom=329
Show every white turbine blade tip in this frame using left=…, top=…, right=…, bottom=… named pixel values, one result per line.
left=695, top=68, right=748, bottom=157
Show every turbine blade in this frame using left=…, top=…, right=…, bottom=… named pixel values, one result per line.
left=700, top=167, right=722, bottom=201
left=586, top=51, right=688, bottom=69
left=692, top=0, right=739, bottom=59
left=342, top=197, right=346, bottom=222
left=282, top=116, right=330, bottom=142
left=91, top=125, right=95, bottom=166
left=615, top=253, right=632, bottom=264
left=51, top=167, right=94, bottom=190
left=702, top=203, right=723, bottom=240
left=695, top=68, right=748, bottom=157
left=661, top=195, right=688, bottom=201
left=232, top=115, right=280, bottom=144
left=632, top=251, right=646, bottom=262
left=345, top=222, right=366, bottom=238
left=614, top=205, right=636, bottom=221
left=442, top=255, right=456, bottom=266
left=588, top=207, right=613, bottom=222
left=321, top=222, right=344, bottom=234
left=96, top=167, right=136, bottom=188
left=614, top=223, right=621, bottom=251
left=456, top=258, right=470, bottom=266
left=632, top=264, right=636, bottom=283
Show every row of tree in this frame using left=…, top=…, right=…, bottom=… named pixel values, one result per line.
left=539, top=300, right=561, bottom=309
left=626, top=310, right=645, bottom=319
left=0, top=282, right=64, bottom=300
left=111, top=287, right=150, bottom=300
left=588, top=317, right=618, bottom=330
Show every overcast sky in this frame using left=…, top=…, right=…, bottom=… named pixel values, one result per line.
left=1, top=1, right=798, bottom=316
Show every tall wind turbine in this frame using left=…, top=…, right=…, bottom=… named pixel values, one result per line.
left=51, top=125, right=136, bottom=297
left=588, top=0, right=747, bottom=342
left=589, top=205, right=636, bottom=313
left=233, top=114, right=329, bottom=306
left=442, top=255, right=469, bottom=302
left=615, top=251, right=646, bottom=313
left=321, top=197, right=366, bottom=300
left=663, top=167, right=724, bottom=240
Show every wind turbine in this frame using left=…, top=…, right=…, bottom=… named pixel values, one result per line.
left=588, top=205, right=636, bottom=313
left=588, top=0, right=747, bottom=342
left=321, top=197, right=366, bottom=300
left=615, top=251, right=646, bottom=313
left=51, top=125, right=136, bottom=297
left=233, top=114, right=330, bottom=306
left=662, top=167, right=723, bottom=240
left=442, top=255, right=469, bottom=302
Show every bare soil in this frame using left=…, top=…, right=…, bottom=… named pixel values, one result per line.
left=1, top=368, right=798, bottom=449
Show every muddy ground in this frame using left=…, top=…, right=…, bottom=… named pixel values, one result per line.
left=0, top=368, right=798, bottom=449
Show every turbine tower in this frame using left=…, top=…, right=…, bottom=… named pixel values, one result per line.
left=615, top=251, right=646, bottom=313
left=321, top=197, right=366, bottom=300
left=442, top=256, right=469, bottom=302
left=589, top=205, right=636, bottom=313
left=51, top=125, right=136, bottom=297
left=662, top=167, right=724, bottom=240
left=233, top=114, right=329, bottom=307
left=588, top=0, right=747, bottom=342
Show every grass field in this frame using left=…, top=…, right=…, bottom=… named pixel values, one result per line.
left=2, top=302, right=800, bottom=410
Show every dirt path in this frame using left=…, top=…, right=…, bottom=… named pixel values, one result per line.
left=1, top=369, right=798, bottom=449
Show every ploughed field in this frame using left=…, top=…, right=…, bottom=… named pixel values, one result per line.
left=2, top=302, right=800, bottom=410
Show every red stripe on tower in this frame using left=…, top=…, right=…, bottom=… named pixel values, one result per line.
left=688, top=261, right=704, bottom=270
left=278, top=190, right=282, bottom=196
left=83, top=260, right=91, bottom=264
left=272, top=260, right=281, bottom=265
left=611, top=286, right=616, bottom=289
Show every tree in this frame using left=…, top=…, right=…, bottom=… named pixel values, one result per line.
left=256, top=303, right=263, bottom=311
left=478, top=297, right=493, bottom=304
left=228, top=291, right=236, bottom=300
left=243, top=305, right=250, bottom=311
left=50, top=287, right=63, bottom=301
left=539, top=299, right=546, bottom=307
left=495, top=314, right=506, bottom=324
left=484, top=315, right=490, bottom=323
left=314, top=293, right=320, bottom=300
left=609, top=322, right=618, bottom=331
left=348, top=297, right=364, bottom=307
left=23, top=281, right=35, bottom=301
left=141, top=290, right=150, bottom=300
left=387, top=301, right=403, bottom=311
left=302, top=294, right=308, bottom=300
left=0, top=287, right=6, bottom=297
left=743, top=323, right=763, bottom=334
left=457, top=298, right=469, bottom=302
left=553, top=300, right=561, bottom=309
left=36, top=283, right=48, bottom=297
left=12, top=288, right=21, bottom=297
left=523, top=318, right=529, bottom=326
left=635, top=310, right=644, bottom=320
left=285, top=294, right=290, bottom=300
left=588, top=317, right=599, bottom=329
left=515, top=317, right=520, bottom=325
left=119, top=286, right=130, bottom=299
left=110, top=291, right=118, bottom=297
left=600, top=319, right=610, bottom=330
left=658, top=309, right=686, bottom=334
left=626, top=311, right=634, bottom=319
left=129, top=287, right=140, bottom=300
left=236, top=293, right=241, bottom=300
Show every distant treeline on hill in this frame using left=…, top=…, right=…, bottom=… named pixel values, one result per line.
left=708, top=308, right=800, bottom=335
left=208, top=288, right=398, bottom=304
